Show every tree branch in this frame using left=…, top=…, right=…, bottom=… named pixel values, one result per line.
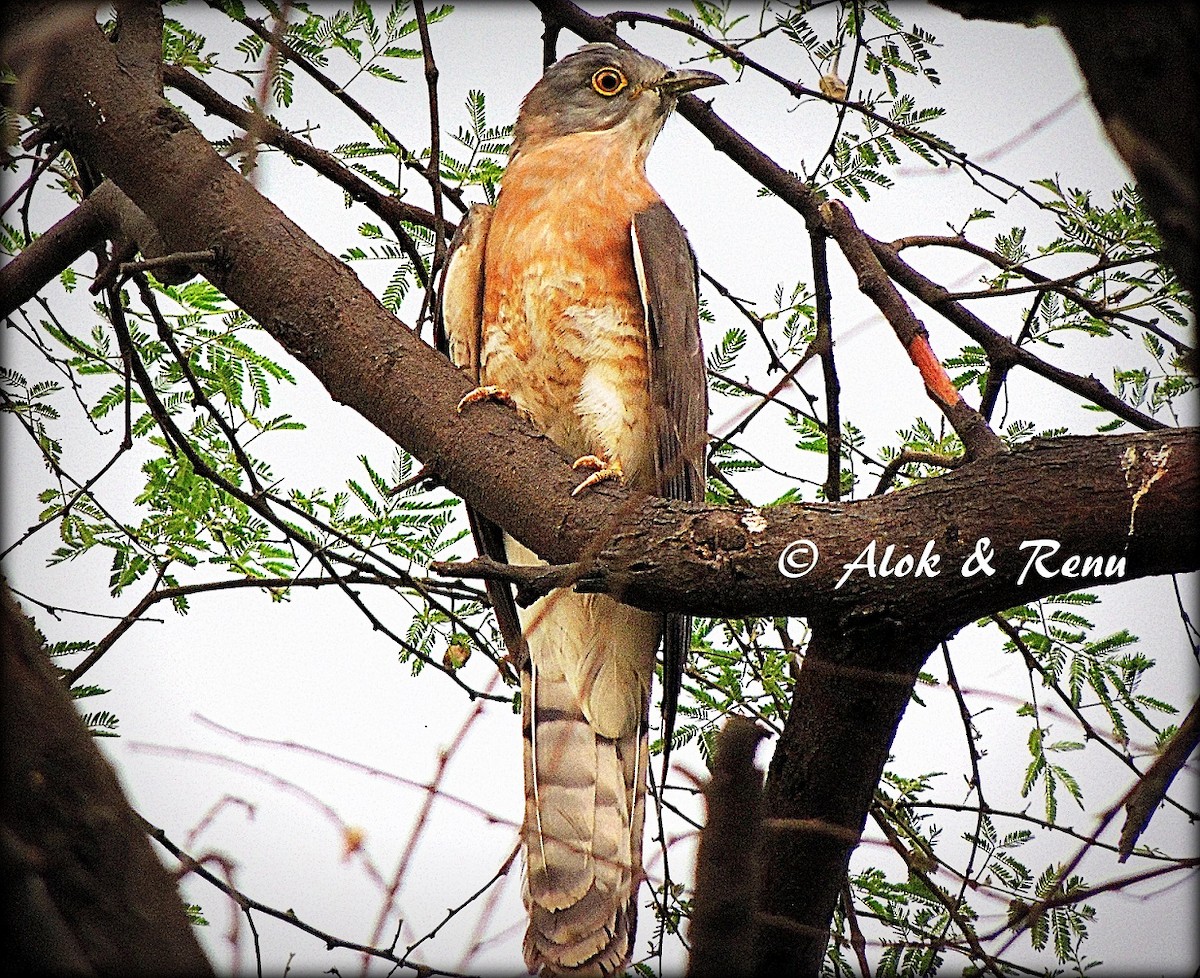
left=5, top=10, right=1196, bottom=631
left=931, top=1, right=1197, bottom=296
left=821, top=199, right=1007, bottom=461
left=1, top=584, right=214, bottom=975
left=162, top=63, right=438, bottom=282
left=6, top=10, right=1197, bottom=978
left=225, top=5, right=469, bottom=215
left=867, top=235, right=1170, bottom=432
left=1118, top=697, right=1200, bottom=860
left=686, top=716, right=766, bottom=978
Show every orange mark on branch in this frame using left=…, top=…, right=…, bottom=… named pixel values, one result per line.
left=907, top=334, right=960, bottom=406
left=342, top=825, right=366, bottom=859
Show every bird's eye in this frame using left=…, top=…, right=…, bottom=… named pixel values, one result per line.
left=591, top=67, right=628, bottom=97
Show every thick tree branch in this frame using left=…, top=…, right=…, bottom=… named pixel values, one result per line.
left=0, top=184, right=108, bottom=316
left=6, top=10, right=1197, bottom=978
left=111, top=0, right=164, bottom=93
left=0, top=172, right=213, bottom=321
left=582, top=429, right=1198, bottom=630
left=4, top=11, right=1196, bottom=635
left=686, top=716, right=766, bottom=978
left=1, top=585, right=214, bottom=976
left=758, top=619, right=935, bottom=974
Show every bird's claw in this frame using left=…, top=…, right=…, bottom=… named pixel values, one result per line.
left=457, top=385, right=533, bottom=423
left=571, top=455, right=623, bottom=496
left=457, top=385, right=516, bottom=413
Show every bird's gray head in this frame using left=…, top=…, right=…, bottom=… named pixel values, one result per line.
left=512, top=43, right=724, bottom=154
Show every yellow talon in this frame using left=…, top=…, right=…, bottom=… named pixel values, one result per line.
left=457, top=384, right=517, bottom=414
left=571, top=454, right=623, bottom=496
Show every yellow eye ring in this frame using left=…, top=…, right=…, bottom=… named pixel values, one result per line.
left=591, top=67, right=628, bottom=97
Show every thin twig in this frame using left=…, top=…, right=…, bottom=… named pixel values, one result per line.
left=225, top=6, right=467, bottom=215
left=871, top=805, right=1007, bottom=978
left=990, top=614, right=1195, bottom=819
left=414, top=1, right=447, bottom=336
left=810, top=227, right=841, bottom=501
left=700, top=267, right=788, bottom=373
left=399, top=845, right=519, bottom=966
left=163, top=64, right=436, bottom=284
left=891, top=234, right=1188, bottom=354
left=138, top=813, right=479, bottom=977
left=596, top=6, right=1040, bottom=207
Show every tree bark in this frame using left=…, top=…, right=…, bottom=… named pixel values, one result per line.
left=758, top=618, right=940, bottom=973
left=1, top=586, right=215, bottom=976
left=687, top=716, right=767, bottom=978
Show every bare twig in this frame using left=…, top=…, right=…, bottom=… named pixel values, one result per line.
left=139, top=813, right=479, bottom=977
left=699, top=268, right=789, bottom=373
left=429, top=554, right=592, bottom=606
left=224, top=6, right=467, bottom=214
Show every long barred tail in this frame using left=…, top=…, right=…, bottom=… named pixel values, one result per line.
left=513, top=569, right=655, bottom=977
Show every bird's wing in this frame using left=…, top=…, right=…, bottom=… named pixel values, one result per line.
left=631, top=202, right=709, bottom=760
left=436, top=203, right=526, bottom=664
left=436, top=203, right=490, bottom=383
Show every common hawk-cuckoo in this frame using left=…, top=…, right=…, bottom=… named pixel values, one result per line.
left=437, top=42, right=719, bottom=976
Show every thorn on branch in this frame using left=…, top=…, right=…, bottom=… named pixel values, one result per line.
left=428, top=555, right=598, bottom=606
left=117, top=249, right=216, bottom=284
left=389, top=463, right=440, bottom=496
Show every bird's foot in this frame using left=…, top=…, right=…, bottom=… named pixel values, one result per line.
left=456, top=385, right=530, bottom=421
left=571, top=454, right=623, bottom=496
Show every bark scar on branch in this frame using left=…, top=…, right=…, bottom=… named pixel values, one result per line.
left=820, top=199, right=1008, bottom=461
left=1120, top=443, right=1172, bottom=538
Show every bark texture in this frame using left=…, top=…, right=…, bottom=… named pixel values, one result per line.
left=687, top=717, right=766, bottom=977
left=1, top=587, right=215, bottom=976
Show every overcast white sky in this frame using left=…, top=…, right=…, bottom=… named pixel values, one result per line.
left=2, top=2, right=1196, bottom=976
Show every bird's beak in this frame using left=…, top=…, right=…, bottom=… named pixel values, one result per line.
left=652, top=68, right=726, bottom=97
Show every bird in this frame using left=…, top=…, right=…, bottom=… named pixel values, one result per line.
left=436, top=42, right=720, bottom=976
